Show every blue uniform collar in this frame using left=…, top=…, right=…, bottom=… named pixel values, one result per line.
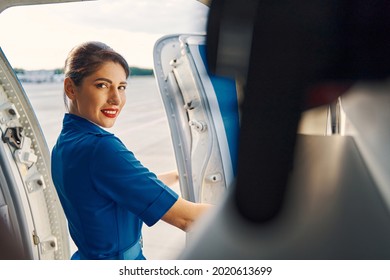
left=63, top=113, right=113, bottom=136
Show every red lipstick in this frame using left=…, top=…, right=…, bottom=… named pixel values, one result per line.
left=101, top=108, right=118, bottom=118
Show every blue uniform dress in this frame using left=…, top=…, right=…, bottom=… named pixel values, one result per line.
left=51, top=114, right=179, bottom=260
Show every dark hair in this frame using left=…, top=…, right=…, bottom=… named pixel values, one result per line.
left=63, top=41, right=130, bottom=110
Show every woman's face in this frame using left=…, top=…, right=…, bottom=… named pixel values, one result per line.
left=66, top=61, right=127, bottom=128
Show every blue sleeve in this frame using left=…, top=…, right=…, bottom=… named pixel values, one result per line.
left=90, top=136, right=178, bottom=226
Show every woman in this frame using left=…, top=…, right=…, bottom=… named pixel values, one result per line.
left=51, top=41, right=210, bottom=260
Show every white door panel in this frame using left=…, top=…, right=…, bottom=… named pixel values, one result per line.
left=154, top=34, right=239, bottom=204
left=0, top=48, right=70, bottom=259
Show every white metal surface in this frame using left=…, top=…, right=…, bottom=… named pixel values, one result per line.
left=154, top=34, right=235, bottom=204
left=0, top=49, right=70, bottom=259
left=0, top=0, right=92, bottom=14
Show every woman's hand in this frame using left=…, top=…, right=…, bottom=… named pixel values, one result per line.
left=157, top=170, right=179, bottom=186
left=158, top=170, right=213, bottom=231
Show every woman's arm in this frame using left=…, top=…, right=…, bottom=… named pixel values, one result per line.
left=158, top=169, right=212, bottom=231
left=161, top=197, right=212, bottom=232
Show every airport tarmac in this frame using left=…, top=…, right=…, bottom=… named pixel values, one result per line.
left=24, top=76, right=186, bottom=260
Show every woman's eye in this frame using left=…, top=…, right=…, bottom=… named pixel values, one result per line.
left=118, top=85, right=127, bottom=91
left=96, top=83, right=108, bottom=89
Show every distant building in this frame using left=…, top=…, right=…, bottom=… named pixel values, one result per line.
left=16, top=70, right=64, bottom=83
left=16, top=67, right=153, bottom=83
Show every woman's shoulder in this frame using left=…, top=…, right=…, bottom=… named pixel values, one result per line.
left=94, top=134, right=128, bottom=155
left=90, top=135, right=138, bottom=173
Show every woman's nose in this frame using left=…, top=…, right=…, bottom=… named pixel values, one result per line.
left=108, top=88, right=121, bottom=105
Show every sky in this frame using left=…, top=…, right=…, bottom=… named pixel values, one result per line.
left=0, top=0, right=209, bottom=70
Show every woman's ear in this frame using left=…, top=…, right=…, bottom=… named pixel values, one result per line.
left=64, top=77, right=77, bottom=100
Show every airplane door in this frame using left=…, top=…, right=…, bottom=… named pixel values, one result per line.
left=0, top=49, right=70, bottom=259
left=153, top=35, right=240, bottom=204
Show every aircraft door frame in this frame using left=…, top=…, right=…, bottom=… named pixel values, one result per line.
left=0, top=48, right=70, bottom=259
left=153, top=34, right=239, bottom=204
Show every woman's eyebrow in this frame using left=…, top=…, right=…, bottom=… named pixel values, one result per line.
left=94, top=77, right=127, bottom=84
left=94, top=77, right=112, bottom=83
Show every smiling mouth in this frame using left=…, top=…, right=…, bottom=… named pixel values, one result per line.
left=101, top=109, right=118, bottom=118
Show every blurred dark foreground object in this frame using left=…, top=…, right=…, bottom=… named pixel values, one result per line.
left=180, top=0, right=390, bottom=259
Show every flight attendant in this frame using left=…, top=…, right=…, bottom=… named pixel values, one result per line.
left=51, top=41, right=210, bottom=260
